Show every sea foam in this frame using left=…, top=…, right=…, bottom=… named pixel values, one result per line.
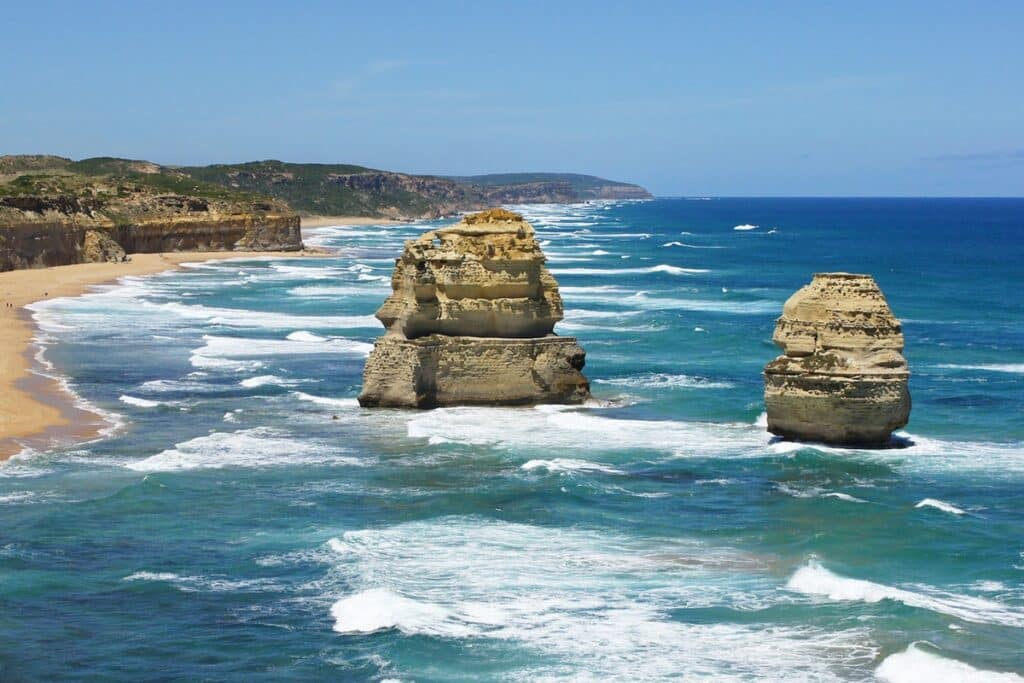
left=937, top=363, right=1024, bottom=374
left=323, top=517, right=876, bottom=679
left=551, top=264, right=709, bottom=276
left=876, top=643, right=1023, bottom=682
left=786, top=560, right=1024, bottom=628
left=520, top=459, right=625, bottom=475
left=595, top=373, right=733, bottom=390
left=126, top=428, right=359, bottom=472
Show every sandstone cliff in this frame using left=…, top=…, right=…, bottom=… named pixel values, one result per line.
left=359, top=209, right=590, bottom=407
left=0, top=162, right=302, bottom=271
left=763, top=273, right=911, bottom=446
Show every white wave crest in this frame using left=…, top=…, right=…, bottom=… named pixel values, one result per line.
left=331, top=587, right=471, bottom=635
left=407, top=406, right=770, bottom=457
left=786, top=560, right=1024, bottom=628
left=915, top=498, right=966, bottom=515
left=119, top=395, right=162, bottom=408
left=191, top=335, right=373, bottom=365
left=324, top=517, right=875, bottom=678
left=239, top=375, right=304, bottom=389
left=520, top=458, right=625, bottom=475
left=877, top=643, right=1024, bottom=682
left=551, top=264, right=709, bottom=276
left=126, top=428, right=359, bottom=472
left=142, top=301, right=377, bottom=330
left=936, top=363, right=1024, bottom=374
left=662, top=241, right=724, bottom=249
left=595, top=373, right=733, bottom=390
left=123, top=571, right=279, bottom=593
left=293, top=392, right=360, bottom=409
left=286, top=330, right=327, bottom=342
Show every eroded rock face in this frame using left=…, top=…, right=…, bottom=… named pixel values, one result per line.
left=82, top=229, right=126, bottom=263
left=359, top=209, right=590, bottom=407
left=763, top=273, right=911, bottom=446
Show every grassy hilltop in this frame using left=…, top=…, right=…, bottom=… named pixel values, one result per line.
left=1, top=155, right=652, bottom=222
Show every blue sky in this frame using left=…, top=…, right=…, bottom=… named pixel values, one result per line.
left=2, top=1, right=1021, bottom=195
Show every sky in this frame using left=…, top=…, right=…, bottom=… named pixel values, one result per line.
left=2, top=1, right=1022, bottom=196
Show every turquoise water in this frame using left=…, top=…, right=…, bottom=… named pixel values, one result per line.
left=1, top=198, right=1022, bottom=681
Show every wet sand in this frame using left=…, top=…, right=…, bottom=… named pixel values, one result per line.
left=0, top=250, right=322, bottom=460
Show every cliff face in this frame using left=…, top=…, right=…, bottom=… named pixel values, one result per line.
left=114, top=214, right=300, bottom=254
left=0, top=166, right=303, bottom=271
left=763, top=273, right=911, bottom=446
left=359, top=208, right=590, bottom=408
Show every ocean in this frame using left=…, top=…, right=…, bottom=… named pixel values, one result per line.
left=2, top=198, right=1022, bottom=681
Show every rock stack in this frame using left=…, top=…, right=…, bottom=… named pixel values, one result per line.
left=763, top=273, right=911, bottom=446
left=358, top=209, right=590, bottom=408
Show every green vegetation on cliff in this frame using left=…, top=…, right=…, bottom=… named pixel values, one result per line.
left=445, top=172, right=651, bottom=199
left=0, top=154, right=652, bottom=222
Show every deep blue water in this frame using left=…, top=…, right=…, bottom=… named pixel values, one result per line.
left=1, top=198, right=1022, bottom=681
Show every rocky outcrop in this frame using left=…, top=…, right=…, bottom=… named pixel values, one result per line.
left=82, top=229, right=126, bottom=263
left=359, top=208, right=590, bottom=407
left=763, top=273, right=911, bottom=446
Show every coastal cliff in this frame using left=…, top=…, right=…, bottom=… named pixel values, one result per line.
left=184, top=161, right=652, bottom=219
left=763, top=273, right=911, bottom=446
left=0, top=157, right=302, bottom=271
left=1, top=154, right=651, bottom=271
left=359, top=209, right=590, bottom=407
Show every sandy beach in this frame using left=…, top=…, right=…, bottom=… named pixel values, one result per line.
left=301, top=215, right=407, bottom=228
left=0, top=250, right=323, bottom=460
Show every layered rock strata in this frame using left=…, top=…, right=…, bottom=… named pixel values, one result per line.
left=359, top=209, right=590, bottom=407
left=0, top=195, right=301, bottom=271
left=763, top=273, right=911, bottom=446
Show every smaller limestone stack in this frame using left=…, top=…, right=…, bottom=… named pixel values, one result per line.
left=763, top=273, right=910, bottom=446
left=359, top=209, right=590, bottom=408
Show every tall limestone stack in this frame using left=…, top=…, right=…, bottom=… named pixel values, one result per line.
left=358, top=209, right=590, bottom=408
left=763, top=273, right=911, bottom=446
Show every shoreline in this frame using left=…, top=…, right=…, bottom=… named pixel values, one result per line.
left=301, top=215, right=408, bottom=228
left=0, top=249, right=325, bottom=461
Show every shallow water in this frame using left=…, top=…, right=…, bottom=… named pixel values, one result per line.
left=2, top=198, right=1022, bottom=681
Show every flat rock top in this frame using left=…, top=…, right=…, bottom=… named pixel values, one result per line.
left=432, top=209, right=534, bottom=238
left=782, top=272, right=899, bottom=320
